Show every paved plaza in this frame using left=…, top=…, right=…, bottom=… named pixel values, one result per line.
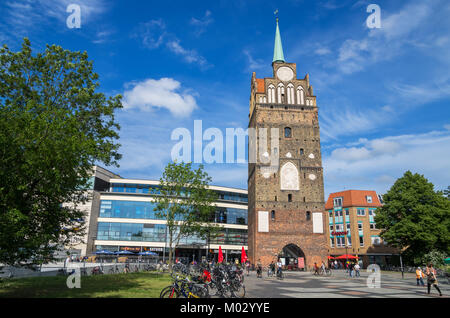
left=243, top=270, right=449, bottom=298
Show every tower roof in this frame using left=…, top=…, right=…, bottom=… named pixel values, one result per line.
left=273, top=18, right=285, bottom=63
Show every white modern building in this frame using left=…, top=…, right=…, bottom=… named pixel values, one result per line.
left=69, top=166, right=248, bottom=263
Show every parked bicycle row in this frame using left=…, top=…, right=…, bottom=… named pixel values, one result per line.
left=160, top=262, right=245, bottom=298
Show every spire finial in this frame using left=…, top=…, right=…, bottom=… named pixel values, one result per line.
left=273, top=10, right=285, bottom=64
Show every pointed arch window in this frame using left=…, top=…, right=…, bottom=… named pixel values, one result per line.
left=268, top=85, right=275, bottom=103
left=297, top=86, right=305, bottom=105
left=287, top=83, right=294, bottom=104
left=277, top=83, right=285, bottom=104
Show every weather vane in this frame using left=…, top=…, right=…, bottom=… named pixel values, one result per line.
left=274, top=9, right=279, bottom=21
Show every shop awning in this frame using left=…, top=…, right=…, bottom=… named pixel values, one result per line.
left=335, top=254, right=358, bottom=259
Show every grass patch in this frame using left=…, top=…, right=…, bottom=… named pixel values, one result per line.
left=0, top=272, right=172, bottom=298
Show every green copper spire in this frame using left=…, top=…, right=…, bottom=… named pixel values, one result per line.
left=273, top=17, right=285, bottom=63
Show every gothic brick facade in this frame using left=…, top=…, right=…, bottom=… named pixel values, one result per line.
left=247, top=54, right=328, bottom=269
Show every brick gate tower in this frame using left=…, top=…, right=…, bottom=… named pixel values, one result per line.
left=247, top=18, right=328, bottom=269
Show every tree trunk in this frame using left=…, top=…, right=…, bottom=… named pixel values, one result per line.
left=168, top=236, right=173, bottom=272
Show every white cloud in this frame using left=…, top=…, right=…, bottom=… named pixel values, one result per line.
left=134, top=19, right=166, bottom=49
left=122, top=78, right=198, bottom=117
left=166, top=40, right=210, bottom=68
left=243, top=49, right=265, bottom=71
left=133, top=20, right=210, bottom=68
left=190, top=10, right=214, bottom=36
left=334, top=1, right=443, bottom=75
left=323, top=129, right=450, bottom=197
left=319, top=105, right=392, bottom=141
left=314, top=47, right=332, bottom=56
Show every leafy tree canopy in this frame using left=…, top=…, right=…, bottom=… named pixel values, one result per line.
left=0, top=39, right=122, bottom=265
left=154, top=162, right=219, bottom=269
left=374, top=171, right=450, bottom=264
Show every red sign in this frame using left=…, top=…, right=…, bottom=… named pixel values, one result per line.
left=331, top=231, right=348, bottom=236
left=298, top=257, right=305, bottom=269
left=120, top=246, right=140, bottom=252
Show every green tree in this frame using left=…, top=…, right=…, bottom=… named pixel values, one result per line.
left=374, top=171, right=450, bottom=265
left=154, top=162, right=219, bottom=270
left=0, top=39, right=122, bottom=265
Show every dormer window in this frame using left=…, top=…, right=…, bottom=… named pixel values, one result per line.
left=366, top=196, right=373, bottom=203
left=333, top=197, right=343, bottom=207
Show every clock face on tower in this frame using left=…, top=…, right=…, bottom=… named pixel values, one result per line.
left=276, top=66, right=294, bottom=81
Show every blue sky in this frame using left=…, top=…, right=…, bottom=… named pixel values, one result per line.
left=1, top=0, right=450, bottom=198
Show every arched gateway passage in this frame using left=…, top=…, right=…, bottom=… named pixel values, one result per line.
left=278, top=244, right=306, bottom=270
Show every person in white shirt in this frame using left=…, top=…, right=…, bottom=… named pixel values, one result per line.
left=354, top=263, right=361, bottom=277
left=276, top=259, right=283, bottom=277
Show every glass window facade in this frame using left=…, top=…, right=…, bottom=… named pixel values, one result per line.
left=213, top=207, right=248, bottom=225
left=109, top=184, right=248, bottom=204
left=100, top=200, right=247, bottom=225
left=96, top=222, right=248, bottom=246
left=216, top=191, right=248, bottom=203
left=97, top=222, right=166, bottom=242
left=210, top=228, right=248, bottom=246
left=110, top=183, right=161, bottom=194
left=100, top=200, right=164, bottom=220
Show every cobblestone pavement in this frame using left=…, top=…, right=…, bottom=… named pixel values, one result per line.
left=243, top=270, right=449, bottom=298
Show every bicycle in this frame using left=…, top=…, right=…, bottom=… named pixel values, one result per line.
left=91, top=266, right=103, bottom=275
left=160, top=276, right=209, bottom=298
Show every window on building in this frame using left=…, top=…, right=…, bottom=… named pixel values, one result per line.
left=330, top=225, right=334, bottom=232
left=277, top=83, right=285, bottom=103
left=330, top=237, right=334, bottom=247
left=288, top=194, right=292, bottom=202
left=268, top=85, right=275, bottom=103
left=371, top=236, right=381, bottom=245
left=333, top=197, right=343, bottom=207
left=345, top=209, right=349, bottom=216
left=347, top=236, right=352, bottom=246
left=271, top=210, right=275, bottom=221
left=287, top=83, right=294, bottom=104
left=329, top=211, right=333, bottom=218
left=378, top=194, right=384, bottom=204
left=357, top=208, right=366, bottom=216
left=297, top=86, right=305, bottom=105
left=358, top=223, right=363, bottom=231
left=366, top=195, right=373, bottom=203
left=306, top=211, right=311, bottom=221
left=284, top=127, right=292, bottom=138
left=370, top=223, right=377, bottom=230
left=359, top=236, right=364, bottom=247
left=300, top=148, right=304, bottom=155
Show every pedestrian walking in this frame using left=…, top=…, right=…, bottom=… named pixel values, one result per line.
left=416, top=267, right=425, bottom=286
left=354, top=263, right=360, bottom=277
left=256, top=259, right=262, bottom=278
left=348, top=262, right=354, bottom=277
left=313, top=262, right=319, bottom=275
left=425, top=263, right=442, bottom=296
left=245, top=260, right=250, bottom=276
